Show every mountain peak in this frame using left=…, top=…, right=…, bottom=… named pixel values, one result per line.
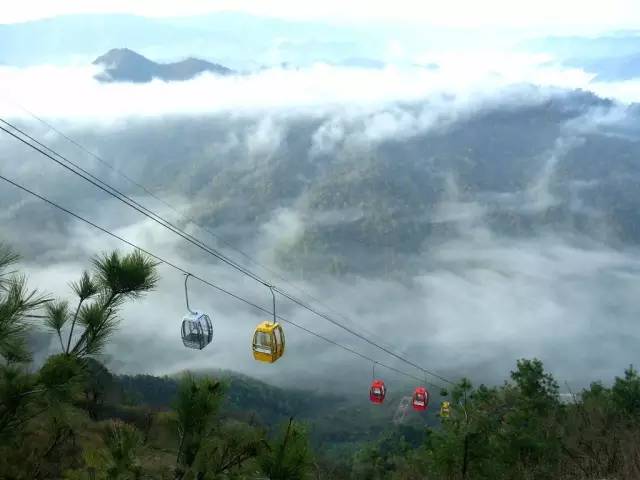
left=93, top=48, right=233, bottom=83
left=93, top=48, right=150, bottom=65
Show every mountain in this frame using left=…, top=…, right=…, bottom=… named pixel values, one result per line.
left=93, top=48, right=233, bottom=83
left=105, top=367, right=437, bottom=455
left=574, top=53, right=640, bottom=81
left=523, top=31, right=640, bottom=61
left=13, top=87, right=639, bottom=278
left=143, top=88, right=637, bottom=276
left=523, top=31, right=640, bottom=80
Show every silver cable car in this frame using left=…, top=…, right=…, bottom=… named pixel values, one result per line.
left=181, top=274, right=213, bottom=350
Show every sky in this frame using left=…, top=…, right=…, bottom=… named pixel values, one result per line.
left=2, top=0, right=640, bottom=33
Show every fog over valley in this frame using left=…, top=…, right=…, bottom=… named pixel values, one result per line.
left=2, top=10, right=640, bottom=396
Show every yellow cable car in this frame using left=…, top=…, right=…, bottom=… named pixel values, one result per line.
left=440, top=401, right=451, bottom=418
left=252, top=286, right=285, bottom=363
left=252, top=321, right=285, bottom=363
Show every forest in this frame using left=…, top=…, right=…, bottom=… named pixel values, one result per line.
left=1, top=243, right=640, bottom=479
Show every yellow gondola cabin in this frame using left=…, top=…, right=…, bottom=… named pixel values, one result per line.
left=253, top=286, right=285, bottom=363
left=252, top=321, right=285, bottom=363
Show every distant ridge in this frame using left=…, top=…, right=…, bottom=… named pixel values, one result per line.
left=93, top=48, right=233, bottom=83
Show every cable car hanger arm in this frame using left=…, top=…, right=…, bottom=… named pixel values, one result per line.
left=184, top=273, right=196, bottom=315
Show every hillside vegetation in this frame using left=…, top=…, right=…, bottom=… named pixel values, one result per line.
left=15, top=89, right=634, bottom=278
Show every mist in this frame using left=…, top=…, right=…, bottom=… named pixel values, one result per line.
left=2, top=47, right=640, bottom=395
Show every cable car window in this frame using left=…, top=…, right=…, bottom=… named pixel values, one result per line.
left=278, top=325, right=285, bottom=351
left=273, top=326, right=282, bottom=351
left=253, top=331, right=272, bottom=354
left=182, top=317, right=208, bottom=350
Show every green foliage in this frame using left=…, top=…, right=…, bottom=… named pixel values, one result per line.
left=83, top=358, right=118, bottom=420
left=70, top=271, right=98, bottom=301
left=191, top=420, right=264, bottom=478
left=259, top=418, right=313, bottom=480
left=351, top=426, right=428, bottom=480
left=102, top=420, right=143, bottom=479
left=0, top=363, right=38, bottom=440
left=174, top=373, right=226, bottom=473
left=612, top=365, right=640, bottom=417
left=420, top=361, right=565, bottom=480
left=118, top=373, right=178, bottom=408
left=0, top=243, right=54, bottom=476
left=372, top=359, right=640, bottom=480
left=0, top=243, right=49, bottom=363
left=71, top=299, right=120, bottom=357
left=68, top=250, right=158, bottom=357
left=38, top=353, right=85, bottom=403
left=91, top=250, right=159, bottom=299
left=40, top=249, right=159, bottom=358
left=0, top=244, right=162, bottom=479
left=44, top=300, right=70, bottom=351
left=511, top=358, right=559, bottom=403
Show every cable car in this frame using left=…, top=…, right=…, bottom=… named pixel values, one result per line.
left=369, top=362, right=386, bottom=404
left=182, top=312, right=213, bottom=349
left=440, top=401, right=451, bottom=418
left=181, top=274, right=213, bottom=350
left=412, top=386, right=429, bottom=411
left=252, top=286, right=285, bottom=363
left=370, top=379, right=387, bottom=404
left=252, top=321, right=285, bottom=363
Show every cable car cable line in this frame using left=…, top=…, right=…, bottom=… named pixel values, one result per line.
left=3, top=99, right=414, bottom=357
left=0, top=121, right=269, bottom=284
left=0, top=171, right=443, bottom=388
left=0, top=119, right=454, bottom=386
left=273, top=286, right=454, bottom=385
left=0, top=112, right=429, bottom=369
left=0, top=119, right=453, bottom=385
left=0, top=102, right=397, bottom=353
left=0, top=99, right=285, bottom=280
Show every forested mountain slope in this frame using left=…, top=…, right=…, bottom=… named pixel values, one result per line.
left=15, top=88, right=635, bottom=276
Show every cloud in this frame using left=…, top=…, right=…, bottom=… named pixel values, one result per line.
left=246, top=116, right=284, bottom=158
left=414, top=232, right=640, bottom=385
left=4, top=0, right=640, bottom=33
left=3, top=48, right=640, bottom=394
left=19, top=208, right=640, bottom=392
left=587, top=79, right=640, bottom=105
left=0, top=54, right=597, bottom=123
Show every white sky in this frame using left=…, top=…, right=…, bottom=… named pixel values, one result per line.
left=1, top=0, right=639, bottom=32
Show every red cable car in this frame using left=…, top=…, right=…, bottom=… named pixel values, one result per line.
left=412, top=386, right=429, bottom=411
left=370, top=380, right=386, bottom=404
